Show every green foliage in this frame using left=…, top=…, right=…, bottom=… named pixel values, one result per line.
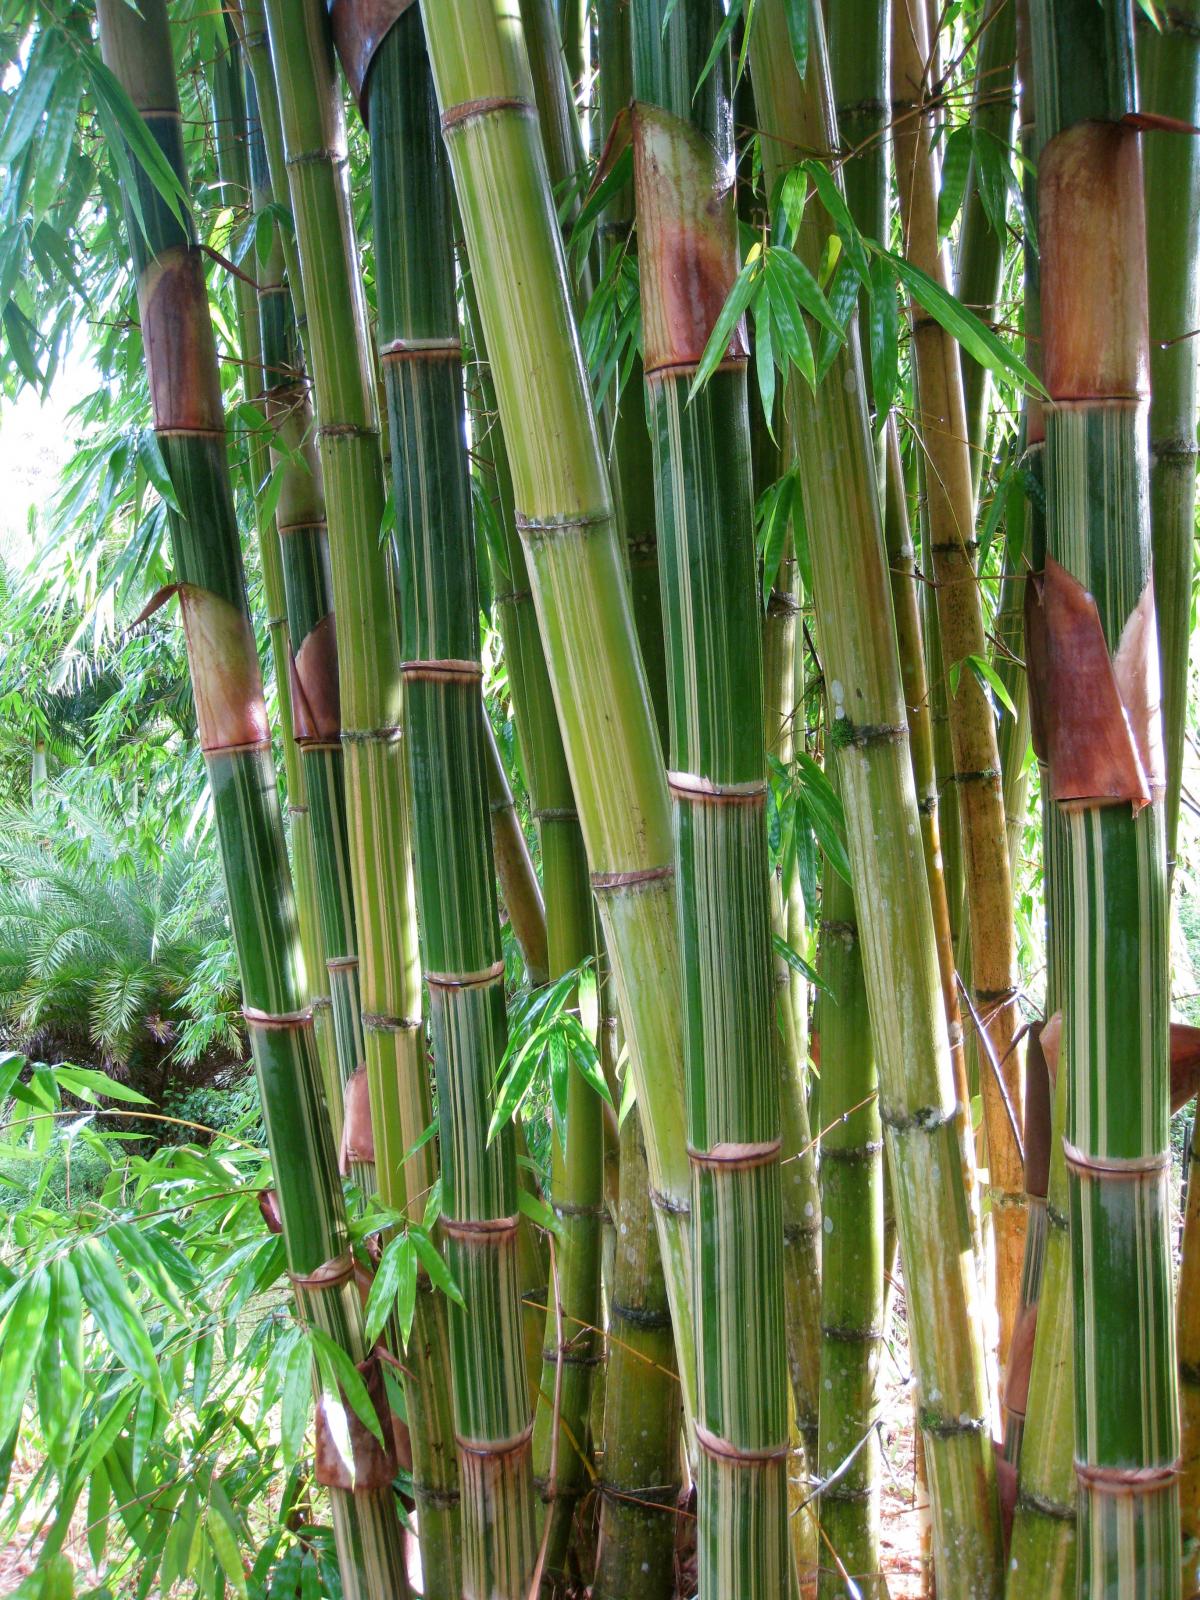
left=0, top=1051, right=469, bottom=1600
left=0, top=793, right=238, bottom=1088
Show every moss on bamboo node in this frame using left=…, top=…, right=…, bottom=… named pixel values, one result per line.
left=829, top=716, right=857, bottom=749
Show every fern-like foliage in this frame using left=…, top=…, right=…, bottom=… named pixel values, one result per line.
left=0, top=790, right=239, bottom=1084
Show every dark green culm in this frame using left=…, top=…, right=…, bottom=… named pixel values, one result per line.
left=237, top=0, right=462, bottom=1590
left=92, top=3, right=410, bottom=1595
left=1029, top=0, right=1180, bottom=1591
left=628, top=2, right=789, bottom=1594
left=331, top=5, right=538, bottom=1593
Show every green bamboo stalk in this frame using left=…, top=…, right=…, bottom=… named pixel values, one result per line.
left=764, top=567, right=825, bottom=1478
left=483, top=715, right=550, bottom=988
left=1029, top=5, right=1180, bottom=1592
left=1003, top=24, right=1076, bottom=1537
left=751, top=4, right=1004, bottom=1592
left=419, top=0, right=697, bottom=1425
left=593, top=1107, right=682, bottom=1600
left=206, top=36, right=338, bottom=1121
left=627, top=6, right=789, bottom=1592
left=815, top=849, right=886, bottom=1599
left=595, top=0, right=671, bottom=742
left=738, top=67, right=825, bottom=1487
left=238, top=5, right=463, bottom=1590
left=93, top=6, right=409, bottom=1595
left=333, top=9, right=542, bottom=1592
left=1006, top=809, right=1077, bottom=1595
left=892, top=0, right=1027, bottom=1364
left=459, top=236, right=606, bottom=1586
left=215, top=37, right=367, bottom=1152
left=1138, top=0, right=1200, bottom=868
left=955, top=0, right=1019, bottom=485
left=1179, top=1116, right=1200, bottom=1590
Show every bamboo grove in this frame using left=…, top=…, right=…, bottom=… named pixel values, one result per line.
left=4, top=0, right=1200, bottom=1594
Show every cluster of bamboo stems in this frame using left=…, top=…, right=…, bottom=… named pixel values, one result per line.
left=92, top=0, right=1200, bottom=1593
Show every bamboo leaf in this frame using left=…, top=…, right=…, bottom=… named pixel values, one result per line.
left=279, top=1336, right=311, bottom=1466
left=754, top=293, right=776, bottom=433
left=518, top=1188, right=563, bottom=1238
left=764, top=259, right=815, bottom=386
left=411, top=1229, right=465, bottom=1310
left=773, top=933, right=829, bottom=994
left=487, top=1035, right=545, bottom=1144
left=0, top=27, right=66, bottom=165
left=72, top=1239, right=163, bottom=1400
left=883, top=250, right=1044, bottom=394
left=82, top=52, right=190, bottom=231
left=936, top=126, right=973, bottom=239
left=309, top=1328, right=385, bottom=1449
left=0, top=1267, right=50, bottom=1444
left=693, top=0, right=744, bottom=93
left=53, top=1063, right=154, bottom=1106
left=689, top=253, right=761, bottom=398
left=782, top=0, right=810, bottom=77
left=107, top=1221, right=195, bottom=1316
left=965, top=652, right=1017, bottom=718
left=395, top=1235, right=418, bottom=1349
left=569, top=1023, right=615, bottom=1111
left=768, top=244, right=843, bottom=339
left=802, top=160, right=871, bottom=286
left=549, top=1030, right=569, bottom=1150
left=868, top=255, right=899, bottom=416
left=205, top=1508, right=247, bottom=1599
left=363, top=1232, right=410, bottom=1349
left=793, top=749, right=852, bottom=884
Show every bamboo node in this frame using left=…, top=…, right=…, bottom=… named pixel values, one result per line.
left=534, top=806, right=579, bottom=822
left=945, top=767, right=1002, bottom=785
left=455, top=1420, right=535, bottom=1458
left=441, top=97, right=537, bottom=132
left=515, top=510, right=612, bottom=538
left=440, top=1213, right=520, bottom=1237
left=553, top=1199, right=610, bottom=1218
left=413, top=1482, right=461, bottom=1510
left=819, top=1140, right=884, bottom=1165
left=286, top=147, right=348, bottom=169
left=318, top=423, right=378, bottom=440
left=667, top=771, right=767, bottom=804
left=288, top=1250, right=355, bottom=1291
left=694, top=1424, right=789, bottom=1466
left=1062, top=1140, right=1170, bottom=1180
left=821, top=1321, right=884, bottom=1343
left=379, top=337, right=462, bottom=362
left=597, top=1479, right=679, bottom=1508
left=340, top=725, right=403, bottom=745
left=591, top=865, right=674, bottom=891
left=609, top=1298, right=673, bottom=1331
left=918, top=1408, right=988, bottom=1438
left=647, top=1183, right=691, bottom=1217
left=311, top=995, right=333, bottom=1013
left=688, top=1138, right=781, bottom=1171
left=426, top=960, right=505, bottom=990
left=1014, top=1487, right=1076, bottom=1522
left=361, top=1011, right=420, bottom=1032
left=540, top=1343, right=603, bottom=1369
left=325, top=955, right=359, bottom=972
left=243, top=1003, right=313, bottom=1030
left=829, top=717, right=908, bottom=749
left=400, top=657, right=483, bottom=683
left=1074, top=1459, right=1179, bottom=1496
left=880, top=1103, right=955, bottom=1135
